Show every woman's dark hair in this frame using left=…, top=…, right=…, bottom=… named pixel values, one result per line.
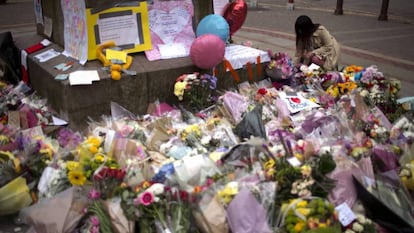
left=295, top=15, right=320, bottom=51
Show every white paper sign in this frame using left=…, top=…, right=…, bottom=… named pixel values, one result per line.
left=98, top=14, right=140, bottom=45
left=145, top=0, right=195, bottom=61
left=34, top=49, right=60, bottom=62
left=159, top=43, right=187, bottom=59
left=69, top=70, right=100, bottom=86
left=335, top=202, right=357, bottom=226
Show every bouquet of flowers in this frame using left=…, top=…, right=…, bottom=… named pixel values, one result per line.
left=278, top=197, right=341, bottom=233
left=357, top=65, right=405, bottom=122
left=120, top=182, right=193, bottom=233
left=174, top=73, right=218, bottom=112
left=265, top=52, right=294, bottom=82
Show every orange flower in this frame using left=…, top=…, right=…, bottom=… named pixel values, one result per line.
left=193, top=186, right=202, bottom=194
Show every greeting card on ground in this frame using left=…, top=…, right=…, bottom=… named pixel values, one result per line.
left=278, top=92, right=319, bottom=114
left=144, top=0, right=195, bottom=61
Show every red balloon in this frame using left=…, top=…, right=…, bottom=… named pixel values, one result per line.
left=222, top=0, right=248, bottom=36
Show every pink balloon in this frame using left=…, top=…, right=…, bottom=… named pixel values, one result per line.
left=223, top=0, right=248, bottom=36
left=190, top=34, right=225, bottom=69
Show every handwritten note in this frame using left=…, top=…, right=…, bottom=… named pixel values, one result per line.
left=335, top=202, right=357, bottom=226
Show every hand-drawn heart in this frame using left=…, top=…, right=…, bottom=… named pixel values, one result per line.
left=290, top=97, right=301, bottom=103
left=149, top=7, right=190, bottom=44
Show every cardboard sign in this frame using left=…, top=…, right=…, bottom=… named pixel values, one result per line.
left=86, top=2, right=152, bottom=60
left=145, top=0, right=195, bottom=61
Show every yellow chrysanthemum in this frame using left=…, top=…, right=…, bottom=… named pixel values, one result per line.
left=68, top=170, right=87, bottom=186
left=326, top=85, right=339, bottom=98
left=174, top=81, right=187, bottom=101
left=94, top=153, right=105, bottom=163
left=296, top=207, right=311, bottom=217
left=89, top=146, right=99, bottom=154
left=264, top=159, right=275, bottom=170
left=39, top=147, right=53, bottom=160
left=296, top=200, right=308, bottom=208
left=218, top=182, right=239, bottom=204
left=301, top=165, right=312, bottom=177
left=294, top=221, right=305, bottom=232
left=66, top=161, right=81, bottom=171
left=86, top=136, right=102, bottom=146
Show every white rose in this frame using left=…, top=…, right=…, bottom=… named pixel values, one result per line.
left=200, top=135, right=212, bottom=145
left=147, top=183, right=165, bottom=195
left=356, top=214, right=366, bottom=224
left=352, top=222, right=364, bottom=232
left=359, top=89, right=369, bottom=97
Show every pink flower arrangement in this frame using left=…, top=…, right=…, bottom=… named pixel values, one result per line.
left=135, top=191, right=154, bottom=206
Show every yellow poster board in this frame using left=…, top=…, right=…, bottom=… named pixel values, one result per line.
left=86, top=2, right=152, bottom=61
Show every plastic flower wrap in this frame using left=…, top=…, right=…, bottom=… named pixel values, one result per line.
left=278, top=197, right=341, bottom=233
left=20, top=186, right=90, bottom=233
left=0, top=176, right=32, bottom=216
left=37, top=159, right=70, bottom=199
left=226, top=187, right=273, bottom=233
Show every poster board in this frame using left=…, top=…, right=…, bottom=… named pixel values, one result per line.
left=144, top=0, right=195, bottom=61
left=85, top=2, right=152, bottom=61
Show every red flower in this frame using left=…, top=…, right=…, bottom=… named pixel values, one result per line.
left=257, top=88, right=267, bottom=95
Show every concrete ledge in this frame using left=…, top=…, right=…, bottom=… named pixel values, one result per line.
left=15, top=34, right=266, bottom=130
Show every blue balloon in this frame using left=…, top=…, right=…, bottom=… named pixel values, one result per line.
left=196, top=14, right=230, bottom=42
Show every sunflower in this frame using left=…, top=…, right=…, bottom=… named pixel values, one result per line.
left=338, top=81, right=358, bottom=94
left=68, top=170, right=87, bottom=186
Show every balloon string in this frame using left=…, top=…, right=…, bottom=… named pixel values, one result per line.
left=246, top=62, right=253, bottom=81
left=256, top=56, right=262, bottom=77
left=223, top=59, right=240, bottom=82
